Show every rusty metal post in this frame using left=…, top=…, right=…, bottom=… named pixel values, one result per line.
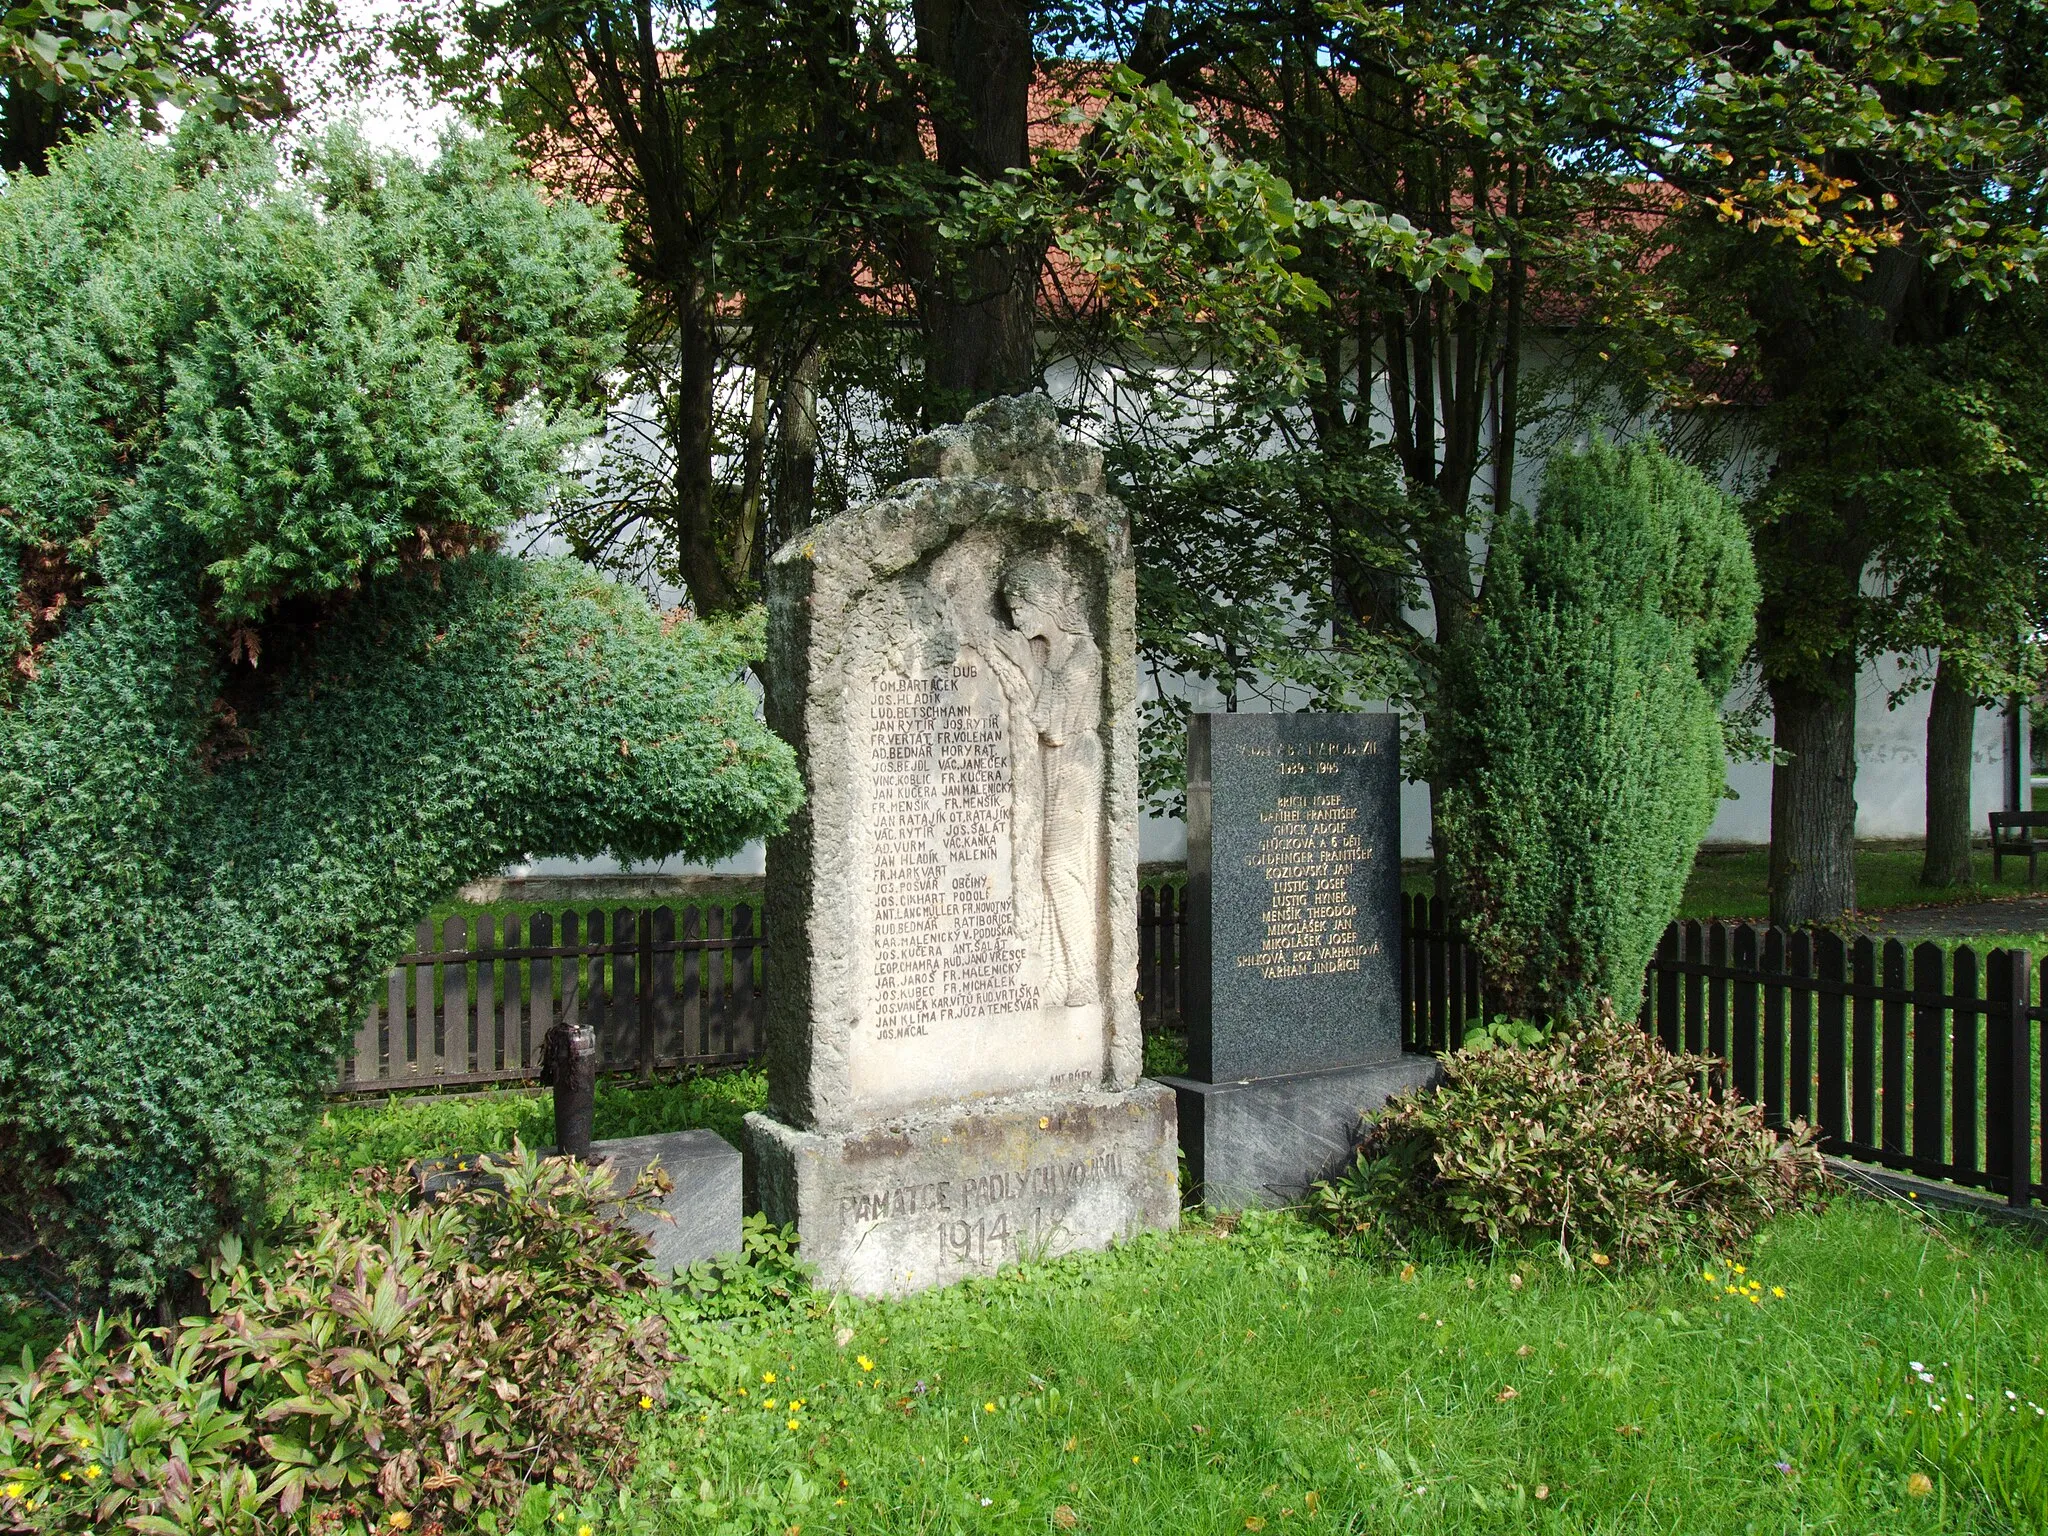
left=540, top=1019, right=596, bottom=1161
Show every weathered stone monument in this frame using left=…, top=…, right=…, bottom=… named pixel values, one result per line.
left=744, top=395, right=1179, bottom=1295
left=1160, top=712, right=1437, bottom=1207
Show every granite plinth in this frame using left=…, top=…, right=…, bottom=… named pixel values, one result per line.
left=744, top=1083, right=1179, bottom=1296
left=1186, top=711, right=1404, bottom=1083
left=1161, top=1056, right=1441, bottom=1209
left=589, top=1129, right=744, bottom=1273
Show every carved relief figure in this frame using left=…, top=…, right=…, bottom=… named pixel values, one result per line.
left=966, top=552, right=1103, bottom=1007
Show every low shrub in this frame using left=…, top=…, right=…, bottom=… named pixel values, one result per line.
left=1312, top=1018, right=1823, bottom=1263
left=0, top=1146, right=678, bottom=1534
left=277, top=1069, right=769, bottom=1228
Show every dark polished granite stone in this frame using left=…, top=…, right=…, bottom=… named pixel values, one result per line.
left=1161, top=1056, right=1441, bottom=1209
left=1186, top=711, right=1403, bottom=1083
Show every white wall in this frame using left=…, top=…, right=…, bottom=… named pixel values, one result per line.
left=1706, top=654, right=2011, bottom=847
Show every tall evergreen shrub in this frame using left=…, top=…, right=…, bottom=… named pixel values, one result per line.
left=0, top=127, right=803, bottom=1302
left=1434, top=441, right=1758, bottom=1022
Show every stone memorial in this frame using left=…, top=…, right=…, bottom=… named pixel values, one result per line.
left=1160, top=712, right=1438, bottom=1207
left=744, top=395, right=1179, bottom=1295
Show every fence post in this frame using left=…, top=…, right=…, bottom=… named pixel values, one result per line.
left=638, top=905, right=656, bottom=1080
left=1995, top=949, right=2033, bottom=1208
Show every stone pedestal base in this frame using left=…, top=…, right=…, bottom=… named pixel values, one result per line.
left=1160, top=1055, right=1441, bottom=1210
left=745, top=1083, right=1180, bottom=1295
left=590, top=1130, right=743, bottom=1274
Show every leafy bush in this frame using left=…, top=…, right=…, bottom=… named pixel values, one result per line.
left=1313, top=1020, right=1823, bottom=1263
left=0, top=127, right=802, bottom=1303
left=279, top=1070, right=770, bottom=1228
left=0, top=1147, right=677, bottom=1534
left=1432, top=439, right=1759, bottom=1020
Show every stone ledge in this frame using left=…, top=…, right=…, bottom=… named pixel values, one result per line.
left=1823, top=1156, right=2048, bottom=1235
left=591, top=1129, right=744, bottom=1273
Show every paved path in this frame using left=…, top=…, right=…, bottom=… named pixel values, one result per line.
left=1845, top=896, right=2048, bottom=939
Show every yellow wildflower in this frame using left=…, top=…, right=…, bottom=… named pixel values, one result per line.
left=1702, top=1269, right=1716, bottom=1282
left=388, top=1515, right=413, bottom=1533
left=790, top=1398, right=805, bottom=1412
left=4, top=1484, right=20, bottom=1499
left=788, top=1418, right=801, bottom=1431
left=83, top=1466, right=100, bottom=1480
left=764, top=1398, right=778, bottom=1410
left=1772, top=1286, right=1786, bottom=1298
left=1732, top=1265, right=1746, bottom=1275
left=763, top=1372, right=777, bottom=1385
left=578, top=1525, right=593, bottom=1536
left=985, top=1401, right=997, bottom=1414
left=858, top=1355, right=875, bottom=1372
left=638, top=1395, right=653, bottom=1410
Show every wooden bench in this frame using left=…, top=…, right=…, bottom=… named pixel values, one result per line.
left=1989, top=810, right=2048, bottom=883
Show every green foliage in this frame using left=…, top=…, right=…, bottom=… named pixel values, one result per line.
left=0, top=2, right=283, bottom=175
left=1114, top=415, right=1415, bottom=815
left=0, top=127, right=803, bottom=1305
left=1433, top=440, right=1758, bottom=1020
left=967, top=66, right=1494, bottom=391
left=0, top=1147, right=678, bottom=1533
left=1320, top=1021, right=1823, bottom=1265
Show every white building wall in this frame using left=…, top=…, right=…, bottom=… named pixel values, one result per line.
left=1706, top=655, right=2011, bottom=847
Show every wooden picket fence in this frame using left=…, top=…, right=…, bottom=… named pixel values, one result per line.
left=338, top=901, right=763, bottom=1094
left=1399, top=894, right=2045, bottom=1208
left=339, top=875, right=1193, bottom=1094
left=340, top=881, right=2042, bottom=1210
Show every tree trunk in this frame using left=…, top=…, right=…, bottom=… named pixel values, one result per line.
left=771, top=344, right=822, bottom=549
left=0, top=83, right=64, bottom=177
left=669, top=293, right=743, bottom=617
left=913, top=0, right=1038, bottom=419
left=1767, top=660, right=1860, bottom=926
left=1920, top=652, right=1977, bottom=886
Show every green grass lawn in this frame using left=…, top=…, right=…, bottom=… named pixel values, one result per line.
left=278, top=1081, right=2048, bottom=1536
left=1680, top=844, right=2048, bottom=922
left=613, top=1201, right=2048, bottom=1536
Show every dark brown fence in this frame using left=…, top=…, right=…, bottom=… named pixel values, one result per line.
left=338, top=901, right=762, bottom=1094
left=342, top=884, right=2042, bottom=1211
left=340, top=875, right=1193, bottom=1093
left=1399, top=893, right=2044, bottom=1208
left=1138, top=879, right=1188, bottom=1032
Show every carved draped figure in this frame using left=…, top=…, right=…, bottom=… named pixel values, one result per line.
left=983, top=618, right=1103, bottom=1009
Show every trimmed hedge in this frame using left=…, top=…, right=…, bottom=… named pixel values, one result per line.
left=0, top=127, right=802, bottom=1303
left=1433, top=440, right=1758, bottom=1021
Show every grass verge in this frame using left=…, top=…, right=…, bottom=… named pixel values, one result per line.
left=587, top=1195, right=2048, bottom=1535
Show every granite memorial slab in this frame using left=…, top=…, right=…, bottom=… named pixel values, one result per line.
left=744, top=394, right=1179, bottom=1295
left=1162, top=711, right=1438, bottom=1208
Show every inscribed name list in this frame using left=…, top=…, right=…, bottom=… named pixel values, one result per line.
left=1238, top=793, right=1379, bottom=980
left=856, top=658, right=1099, bottom=1109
